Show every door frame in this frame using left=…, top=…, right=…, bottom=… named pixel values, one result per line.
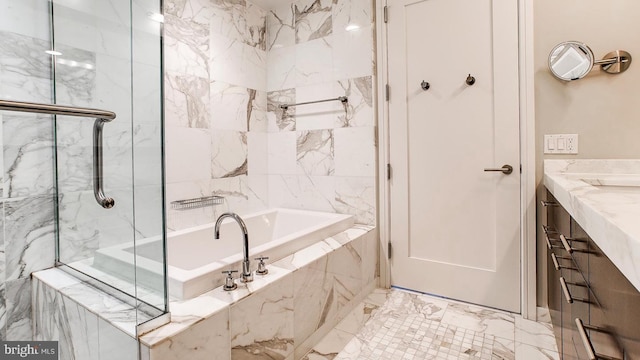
left=375, top=0, right=537, bottom=319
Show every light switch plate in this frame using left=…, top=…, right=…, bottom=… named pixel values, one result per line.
left=544, top=134, right=578, bottom=154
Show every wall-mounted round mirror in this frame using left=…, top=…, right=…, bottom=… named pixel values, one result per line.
left=548, top=41, right=594, bottom=81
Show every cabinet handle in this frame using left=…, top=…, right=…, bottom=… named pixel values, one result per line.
left=559, top=277, right=589, bottom=304
left=545, top=234, right=562, bottom=250
left=542, top=224, right=557, bottom=234
left=575, top=318, right=622, bottom=360
left=560, top=234, right=573, bottom=254
left=560, top=234, right=590, bottom=254
left=551, top=253, right=577, bottom=271
left=540, top=200, right=559, bottom=207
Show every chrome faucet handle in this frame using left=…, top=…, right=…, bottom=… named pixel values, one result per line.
left=221, top=270, right=238, bottom=291
left=255, top=256, right=269, bottom=275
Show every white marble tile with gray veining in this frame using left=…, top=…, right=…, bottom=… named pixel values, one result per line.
left=165, top=73, right=210, bottom=129
left=32, top=278, right=99, bottom=359
left=4, top=196, right=55, bottom=282
left=0, top=31, right=52, bottom=103
left=53, top=45, right=96, bottom=107
left=295, top=0, right=333, bottom=43
left=164, top=14, right=210, bottom=78
left=334, top=126, right=375, bottom=177
left=230, top=274, right=295, bottom=359
left=209, top=33, right=267, bottom=91
left=249, top=89, right=268, bottom=132
left=267, top=4, right=295, bottom=51
left=210, top=174, right=268, bottom=215
left=267, top=45, right=296, bottom=91
left=268, top=174, right=336, bottom=213
left=440, top=302, right=516, bottom=340
left=164, top=0, right=215, bottom=26
left=267, top=88, right=296, bottom=131
left=5, top=278, right=32, bottom=340
left=333, top=25, right=374, bottom=80
left=210, top=81, right=255, bottom=131
left=334, top=177, right=375, bottom=226
left=297, top=130, right=334, bottom=176
left=210, top=0, right=266, bottom=50
left=295, top=37, right=333, bottom=86
left=293, top=256, right=340, bottom=352
left=336, top=76, right=373, bottom=128
left=211, top=130, right=248, bottom=178
left=332, top=0, right=373, bottom=34
left=2, top=114, right=54, bottom=198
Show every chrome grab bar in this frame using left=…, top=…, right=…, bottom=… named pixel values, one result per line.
left=0, top=99, right=116, bottom=209
left=93, top=118, right=115, bottom=208
left=279, top=96, right=348, bottom=110
left=0, top=99, right=116, bottom=119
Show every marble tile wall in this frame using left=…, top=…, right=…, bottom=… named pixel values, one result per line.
left=0, top=0, right=57, bottom=339
left=265, top=0, right=376, bottom=225
left=164, top=0, right=269, bottom=231
left=166, top=0, right=377, bottom=229
left=0, top=0, right=166, bottom=340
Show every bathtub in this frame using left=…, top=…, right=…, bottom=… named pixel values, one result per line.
left=93, top=208, right=354, bottom=299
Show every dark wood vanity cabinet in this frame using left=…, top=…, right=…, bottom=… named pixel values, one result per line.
left=544, top=192, right=640, bottom=360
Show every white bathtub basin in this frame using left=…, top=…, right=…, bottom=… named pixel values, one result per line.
left=93, top=208, right=354, bottom=299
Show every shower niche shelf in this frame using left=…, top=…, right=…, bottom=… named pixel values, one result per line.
left=170, top=195, right=224, bottom=210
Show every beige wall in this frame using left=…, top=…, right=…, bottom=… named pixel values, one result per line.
left=534, top=1, right=640, bottom=305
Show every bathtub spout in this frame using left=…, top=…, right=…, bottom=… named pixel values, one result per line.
left=214, top=212, right=253, bottom=283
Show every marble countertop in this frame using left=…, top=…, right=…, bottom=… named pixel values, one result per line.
left=544, top=159, right=640, bottom=293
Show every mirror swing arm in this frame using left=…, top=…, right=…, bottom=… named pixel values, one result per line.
left=548, top=40, right=632, bottom=81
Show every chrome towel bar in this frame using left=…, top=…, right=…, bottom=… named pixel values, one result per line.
left=279, top=96, right=348, bottom=110
left=0, top=99, right=116, bottom=209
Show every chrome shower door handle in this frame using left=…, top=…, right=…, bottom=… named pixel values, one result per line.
left=93, top=118, right=115, bottom=209
left=483, top=164, right=513, bottom=175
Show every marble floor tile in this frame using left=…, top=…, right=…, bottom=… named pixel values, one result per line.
left=514, top=316, right=557, bottom=352
left=515, top=342, right=560, bottom=360
left=440, top=302, right=515, bottom=340
left=303, top=287, right=560, bottom=360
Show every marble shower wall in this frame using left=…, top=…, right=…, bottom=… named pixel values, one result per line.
left=0, top=0, right=57, bottom=340
left=0, top=0, right=166, bottom=340
left=166, top=0, right=376, bottom=229
left=266, top=0, right=376, bottom=225
left=164, top=0, right=269, bottom=230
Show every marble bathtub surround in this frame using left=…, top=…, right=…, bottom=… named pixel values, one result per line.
left=135, top=225, right=376, bottom=360
left=302, top=288, right=560, bottom=360
left=543, top=159, right=640, bottom=292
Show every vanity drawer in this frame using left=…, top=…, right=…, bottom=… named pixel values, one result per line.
left=589, top=239, right=640, bottom=359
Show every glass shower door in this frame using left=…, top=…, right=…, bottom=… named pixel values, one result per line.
left=51, top=0, right=167, bottom=321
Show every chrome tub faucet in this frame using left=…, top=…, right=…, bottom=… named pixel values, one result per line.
left=214, top=212, right=253, bottom=283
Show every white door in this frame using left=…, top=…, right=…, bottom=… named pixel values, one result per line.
left=387, top=0, right=521, bottom=312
